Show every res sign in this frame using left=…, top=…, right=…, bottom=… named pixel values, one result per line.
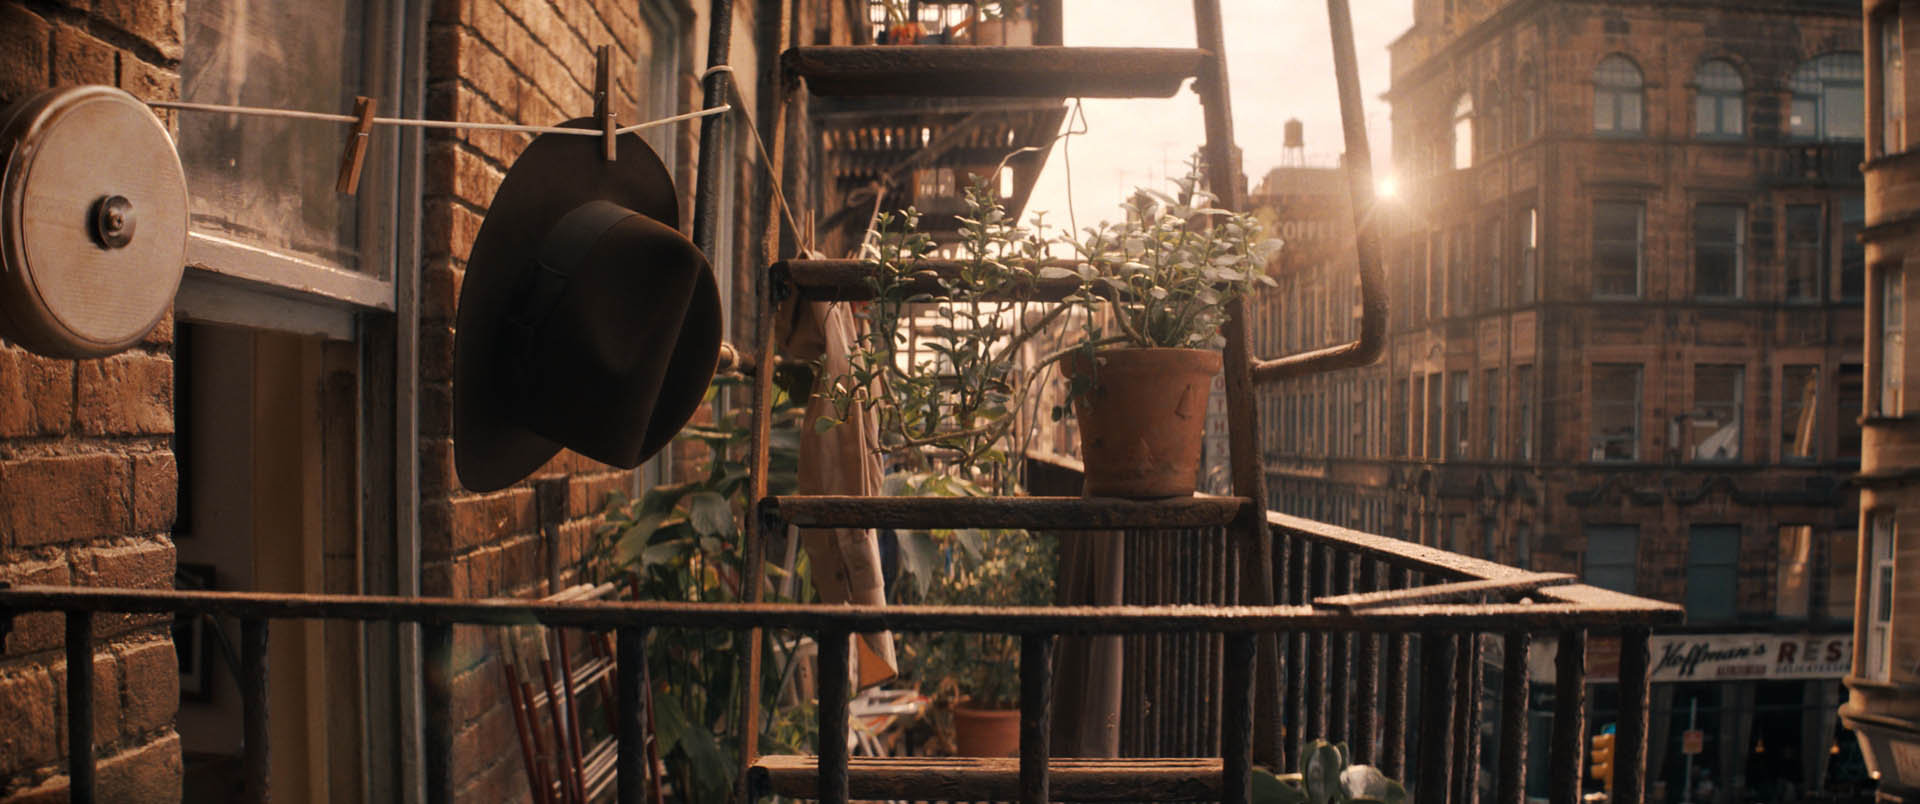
left=1649, top=633, right=1850, bottom=682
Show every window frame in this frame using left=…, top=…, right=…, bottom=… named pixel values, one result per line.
left=1881, top=264, right=1906, bottom=417
left=1685, top=524, right=1743, bottom=622
left=1592, top=200, right=1645, bottom=299
left=1591, top=363, right=1642, bottom=462
left=1882, top=14, right=1906, bottom=155
left=1692, top=203, right=1746, bottom=300
left=1865, top=509, right=1896, bottom=682
left=1584, top=524, right=1640, bottom=595
left=1593, top=54, right=1646, bottom=136
left=1449, top=370, right=1471, bottom=459
left=1693, top=59, right=1745, bottom=139
left=1780, top=363, right=1821, bottom=462
left=1453, top=92, right=1474, bottom=170
left=1783, top=203, right=1825, bottom=303
left=1789, top=52, right=1866, bottom=142
left=1515, top=364, right=1536, bottom=461
left=1690, top=364, right=1745, bottom=462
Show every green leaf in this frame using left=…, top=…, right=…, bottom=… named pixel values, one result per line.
left=687, top=492, right=734, bottom=538
left=1303, top=742, right=1345, bottom=804
left=1037, top=265, right=1079, bottom=280
left=1340, top=766, right=1406, bottom=804
left=1253, top=769, right=1309, bottom=804
left=813, top=416, right=839, bottom=433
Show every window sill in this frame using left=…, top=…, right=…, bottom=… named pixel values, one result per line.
left=187, top=232, right=395, bottom=311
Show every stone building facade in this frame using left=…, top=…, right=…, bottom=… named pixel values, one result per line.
left=1253, top=0, right=1871, bottom=800
left=0, top=0, right=801, bottom=800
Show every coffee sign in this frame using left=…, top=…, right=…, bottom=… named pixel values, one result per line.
left=1648, top=633, right=1850, bottom=682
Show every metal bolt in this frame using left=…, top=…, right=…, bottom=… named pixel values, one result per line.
left=90, top=195, right=135, bottom=249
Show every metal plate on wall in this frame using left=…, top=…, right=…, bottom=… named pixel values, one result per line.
left=0, top=85, right=188, bottom=358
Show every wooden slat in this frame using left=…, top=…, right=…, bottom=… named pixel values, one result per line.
left=784, top=46, right=1206, bottom=98
left=750, top=756, right=1223, bottom=801
left=1312, top=573, right=1577, bottom=612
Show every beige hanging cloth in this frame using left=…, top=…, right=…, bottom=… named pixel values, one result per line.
left=780, top=297, right=899, bottom=688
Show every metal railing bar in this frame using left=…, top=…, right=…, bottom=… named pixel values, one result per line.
left=1495, top=630, right=1531, bottom=804
left=66, top=610, right=94, bottom=804
left=1547, top=629, right=1587, bottom=804
left=1452, top=633, right=1482, bottom=804
left=1270, top=513, right=1536, bottom=584
left=1353, top=556, right=1380, bottom=766
left=1382, top=566, right=1410, bottom=779
left=1416, top=633, right=1457, bottom=804
left=1283, top=532, right=1306, bottom=770
left=617, top=627, right=647, bottom=804
left=1328, top=550, right=1352, bottom=749
left=1222, top=633, right=1256, bottom=804
left=1305, top=544, right=1327, bottom=747
left=816, top=630, right=852, bottom=804
left=241, top=618, right=269, bottom=804
left=424, top=623, right=453, bottom=804
left=1018, top=634, right=1053, bottom=804
left=1616, top=627, right=1652, bottom=804
left=1314, top=572, right=1577, bottom=612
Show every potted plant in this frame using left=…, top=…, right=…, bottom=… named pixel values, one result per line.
left=1047, top=162, right=1280, bottom=498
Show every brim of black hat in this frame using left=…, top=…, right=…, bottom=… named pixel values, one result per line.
left=453, top=118, right=689, bottom=493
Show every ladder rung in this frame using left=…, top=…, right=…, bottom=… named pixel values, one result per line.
left=751, top=755, right=1223, bottom=801
left=761, top=495, right=1252, bottom=531
left=784, top=46, right=1208, bottom=98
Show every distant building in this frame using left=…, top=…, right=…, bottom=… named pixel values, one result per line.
left=1252, top=0, right=1870, bottom=799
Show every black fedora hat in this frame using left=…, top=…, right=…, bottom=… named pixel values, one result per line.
left=454, top=118, right=721, bottom=492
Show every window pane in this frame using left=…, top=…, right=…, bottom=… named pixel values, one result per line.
left=1693, top=205, right=1744, bottom=298
left=181, top=0, right=376, bottom=273
left=1777, top=525, right=1813, bottom=618
left=1886, top=21, right=1906, bottom=154
left=1694, top=95, right=1716, bottom=135
left=1691, top=364, right=1743, bottom=461
left=1686, top=525, right=1742, bottom=621
left=1517, top=208, right=1538, bottom=303
left=1841, top=364, right=1864, bottom=459
left=1585, top=525, right=1639, bottom=594
left=1827, top=527, right=1859, bottom=619
left=1450, top=226, right=1470, bottom=315
left=1781, top=364, right=1820, bottom=461
left=1883, top=267, right=1905, bottom=415
left=1484, top=368, right=1501, bottom=459
left=1428, top=373, right=1444, bottom=458
left=1621, top=92, right=1643, bottom=132
left=1843, top=198, right=1866, bottom=299
left=1592, top=364, right=1641, bottom=461
left=1784, top=205, right=1824, bottom=301
left=1450, top=371, right=1470, bottom=458
left=1516, top=364, right=1535, bottom=460
left=1593, top=202, right=1644, bottom=298
left=1480, top=217, right=1502, bottom=310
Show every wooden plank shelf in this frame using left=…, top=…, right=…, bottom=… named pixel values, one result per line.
left=750, top=755, right=1223, bottom=801
left=760, top=495, right=1254, bottom=531
left=783, top=46, right=1208, bottom=98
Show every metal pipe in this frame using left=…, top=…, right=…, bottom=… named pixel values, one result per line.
left=66, top=611, right=94, bottom=804
left=816, top=630, right=851, bottom=804
left=1019, top=634, right=1054, bottom=804
left=1252, top=0, right=1385, bottom=384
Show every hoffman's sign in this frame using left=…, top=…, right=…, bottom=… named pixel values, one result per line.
left=1649, top=633, right=1850, bottom=682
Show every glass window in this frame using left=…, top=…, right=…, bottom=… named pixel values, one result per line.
left=1691, top=364, right=1744, bottom=461
left=1393, top=377, right=1409, bottom=457
left=1516, top=522, right=1533, bottom=570
left=1694, top=204, right=1745, bottom=299
left=1694, top=60, right=1745, bottom=138
left=1450, top=371, right=1471, bottom=459
left=1789, top=53, right=1865, bottom=141
left=1427, top=232, right=1444, bottom=320
left=1428, top=372, right=1444, bottom=459
left=1480, top=216, right=1503, bottom=310
left=1515, top=364, right=1536, bottom=461
left=1777, top=525, right=1814, bottom=619
left=1886, top=19, right=1907, bottom=154
left=1828, top=526, right=1860, bottom=620
left=1841, top=364, right=1865, bottom=459
left=1843, top=198, right=1867, bottom=300
left=1516, top=207, right=1538, bottom=304
left=1454, top=93, right=1474, bottom=170
left=1784, top=204, right=1824, bottom=302
left=1594, top=55, right=1645, bottom=135
left=1594, top=201, right=1644, bottom=298
left=180, top=0, right=391, bottom=281
left=1592, top=363, right=1642, bottom=461
left=1450, top=226, right=1471, bottom=316
left=1585, top=525, right=1639, bottom=594
left=1866, top=510, right=1896, bottom=681
left=1882, top=266, right=1905, bottom=416
left=1448, top=514, right=1468, bottom=554
left=1484, top=368, right=1501, bottom=460
left=1686, top=525, right=1742, bottom=622
left=1781, top=364, right=1820, bottom=462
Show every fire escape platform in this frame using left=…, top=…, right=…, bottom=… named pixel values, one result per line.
left=760, top=495, right=1255, bottom=531
left=751, top=755, right=1223, bottom=801
left=783, top=46, right=1208, bottom=98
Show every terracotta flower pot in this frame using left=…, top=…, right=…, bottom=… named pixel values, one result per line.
left=951, top=704, right=1021, bottom=757
left=1065, top=347, right=1223, bottom=498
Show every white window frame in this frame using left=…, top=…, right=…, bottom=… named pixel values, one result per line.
left=1867, top=509, right=1897, bottom=682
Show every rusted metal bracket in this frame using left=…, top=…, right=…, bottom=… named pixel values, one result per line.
left=1249, top=0, right=1385, bottom=384
left=1313, top=572, right=1577, bottom=613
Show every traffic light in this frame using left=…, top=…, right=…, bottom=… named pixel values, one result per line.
left=1589, top=732, right=1616, bottom=792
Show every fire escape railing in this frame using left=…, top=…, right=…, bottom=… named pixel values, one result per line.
left=0, top=491, right=1678, bottom=804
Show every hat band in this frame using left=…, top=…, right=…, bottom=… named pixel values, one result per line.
left=499, top=200, right=637, bottom=416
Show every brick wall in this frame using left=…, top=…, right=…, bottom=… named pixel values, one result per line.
left=420, top=1, right=702, bottom=800
left=0, top=2, right=184, bottom=798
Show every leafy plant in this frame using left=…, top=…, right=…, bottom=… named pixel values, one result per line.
left=1051, top=160, right=1281, bottom=351
left=1253, top=741, right=1407, bottom=804
left=590, top=377, right=810, bottom=803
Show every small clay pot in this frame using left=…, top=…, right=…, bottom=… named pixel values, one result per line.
left=951, top=704, right=1021, bottom=757
left=1064, top=347, right=1222, bottom=498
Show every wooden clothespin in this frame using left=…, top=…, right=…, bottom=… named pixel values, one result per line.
left=594, top=45, right=616, bottom=161
left=334, top=96, right=377, bottom=194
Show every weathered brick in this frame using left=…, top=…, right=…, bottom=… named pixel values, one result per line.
left=0, top=555, right=71, bottom=656
left=449, top=698, right=516, bottom=783
left=10, top=731, right=184, bottom=802
left=0, top=667, right=58, bottom=772
left=421, top=322, right=456, bottom=383
left=50, top=649, right=122, bottom=748
left=420, top=436, right=458, bottom=499
left=131, top=453, right=178, bottom=534
left=421, top=381, right=453, bottom=438
left=420, top=256, right=465, bottom=321
left=0, top=5, right=49, bottom=105
left=117, top=57, right=179, bottom=105
left=0, top=454, right=132, bottom=548
left=116, top=637, right=178, bottom=736
left=74, top=538, right=174, bottom=591
left=50, top=23, right=116, bottom=86
left=139, top=308, right=175, bottom=347
left=569, top=471, right=630, bottom=519
left=76, top=353, right=173, bottom=436
left=442, top=488, right=537, bottom=553
left=95, top=0, right=185, bottom=61
left=0, top=347, right=74, bottom=438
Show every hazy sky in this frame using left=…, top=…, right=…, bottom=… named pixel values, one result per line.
left=1024, top=0, right=1410, bottom=234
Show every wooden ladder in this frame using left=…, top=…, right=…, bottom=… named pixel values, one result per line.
left=686, top=2, right=1387, bottom=802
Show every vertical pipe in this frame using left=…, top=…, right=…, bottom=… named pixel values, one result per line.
left=816, top=630, right=851, bottom=804
left=242, top=618, right=270, bottom=804
left=618, top=627, right=647, bottom=804
left=1019, top=634, right=1054, bottom=804
left=1354, top=558, right=1380, bottom=765
left=1496, top=630, right=1532, bottom=804
left=1616, top=627, right=1652, bottom=804
left=1383, top=566, right=1411, bottom=778
left=1033, top=0, right=1064, bottom=45
left=1223, top=634, right=1257, bottom=804
left=424, top=622, right=453, bottom=804
left=1548, top=630, right=1587, bottom=804
left=692, top=0, right=734, bottom=256
left=66, top=611, right=94, bottom=804
left=1417, top=632, right=1457, bottom=804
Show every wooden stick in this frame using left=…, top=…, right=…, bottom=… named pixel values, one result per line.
left=594, top=45, right=616, bottom=161
left=334, top=96, right=377, bottom=194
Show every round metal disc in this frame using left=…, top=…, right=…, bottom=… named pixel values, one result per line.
left=0, top=86, right=188, bottom=358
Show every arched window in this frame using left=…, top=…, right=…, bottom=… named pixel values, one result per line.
left=1694, top=60, right=1744, bottom=137
left=1790, top=52, right=1864, bottom=141
left=1453, top=93, right=1474, bottom=169
left=1593, top=55, right=1644, bottom=135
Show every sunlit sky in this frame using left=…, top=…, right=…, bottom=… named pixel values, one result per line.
left=1024, top=0, right=1410, bottom=234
